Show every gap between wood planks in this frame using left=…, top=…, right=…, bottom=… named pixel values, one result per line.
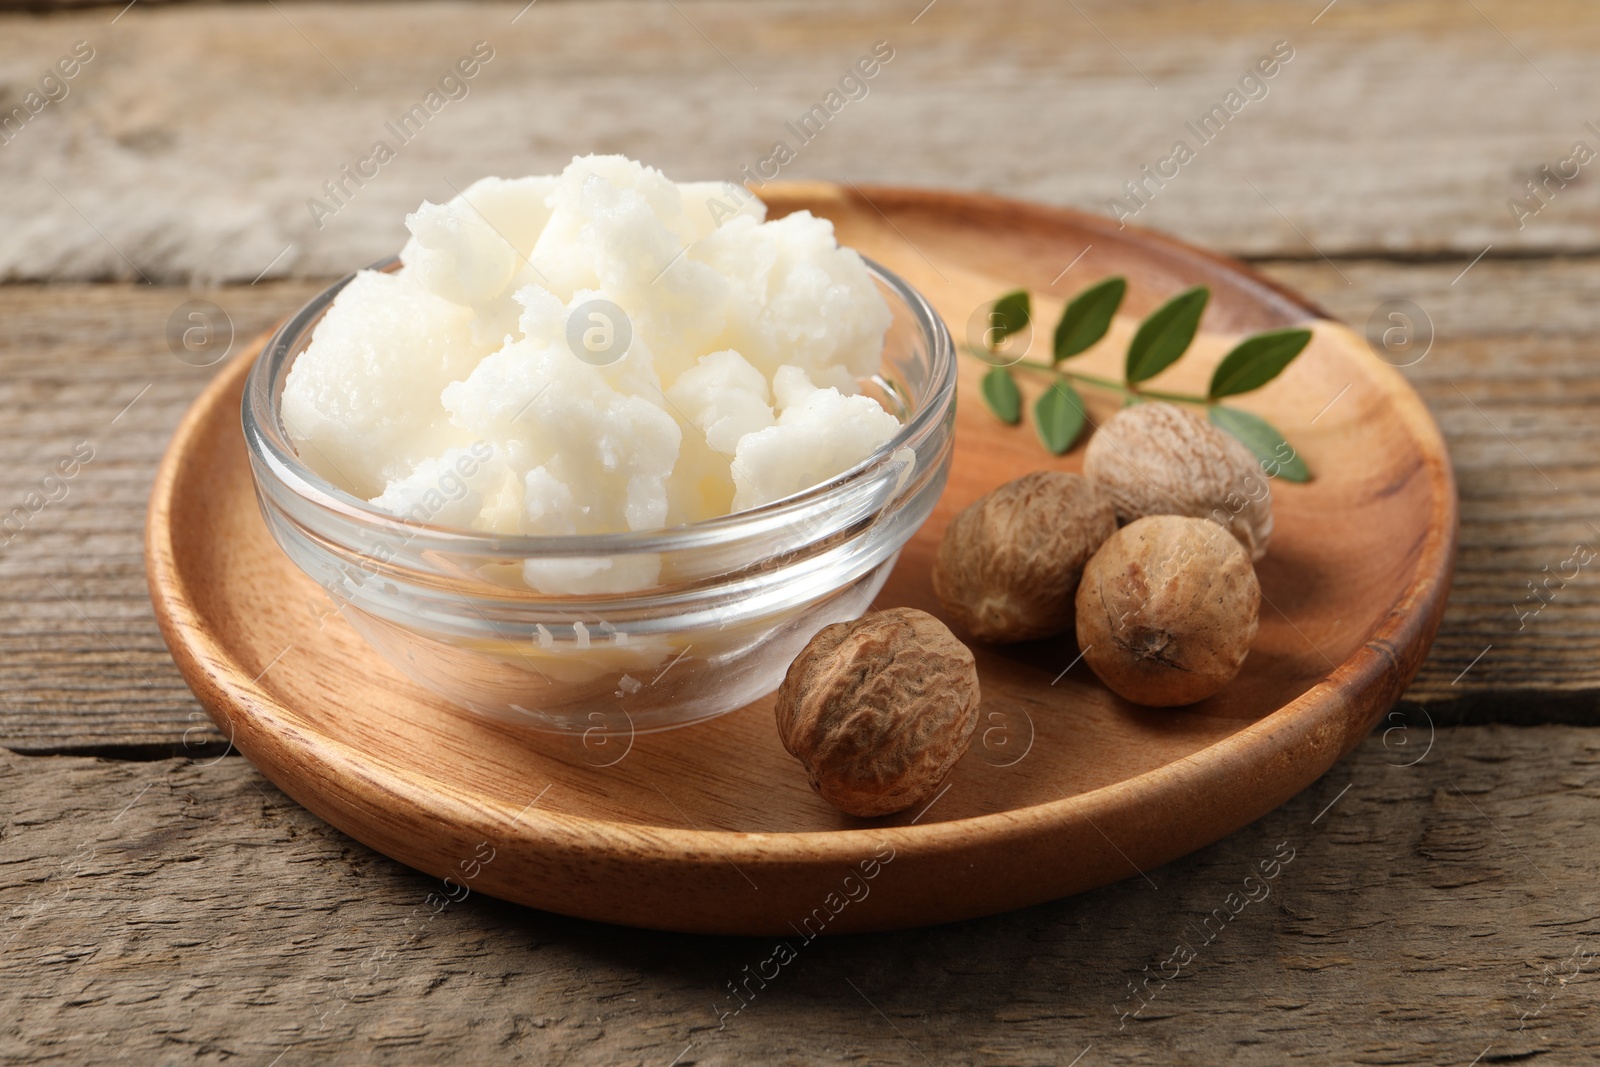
left=7, top=693, right=1600, bottom=763
left=1241, top=247, right=1600, bottom=266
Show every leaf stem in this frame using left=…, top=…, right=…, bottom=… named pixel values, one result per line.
left=963, top=348, right=1213, bottom=407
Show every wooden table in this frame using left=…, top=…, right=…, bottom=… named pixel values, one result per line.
left=3, top=2, right=1598, bottom=1062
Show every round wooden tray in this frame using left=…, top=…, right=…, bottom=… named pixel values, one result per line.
left=147, top=184, right=1456, bottom=935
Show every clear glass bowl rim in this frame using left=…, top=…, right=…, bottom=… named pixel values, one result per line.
left=243, top=255, right=955, bottom=560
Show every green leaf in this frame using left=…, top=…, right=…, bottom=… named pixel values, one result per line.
left=987, top=290, right=1031, bottom=347
left=1126, top=286, right=1209, bottom=383
left=981, top=365, right=1022, bottom=425
left=1208, top=327, right=1313, bottom=399
left=1033, top=382, right=1087, bottom=455
left=1053, top=276, right=1126, bottom=362
left=1209, top=406, right=1311, bottom=483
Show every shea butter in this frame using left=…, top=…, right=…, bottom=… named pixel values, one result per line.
left=281, top=156, right=901, bottom=593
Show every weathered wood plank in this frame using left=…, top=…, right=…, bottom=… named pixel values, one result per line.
left=4, top=252, right=1597, bottom=749
left=2, top=725, right=1596, bottom=1065
left=0, top=281, right=323, bottom=751
left=2, top=0, right=1599, bottom=283
left=1258, top=258, right=1600, bottom=707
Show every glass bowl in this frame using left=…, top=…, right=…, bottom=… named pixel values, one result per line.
left=242, top=256, right=955, bottom=735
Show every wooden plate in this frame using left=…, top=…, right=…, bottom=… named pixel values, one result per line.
left=147, top=184, right=1456, bottom=935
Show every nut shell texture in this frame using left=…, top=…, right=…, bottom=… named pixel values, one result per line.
left=775, top=608, right=980, bottom=817
left=1075, top=515, right=1260, bottom=707
left=1083, top=402, right=1274, bottom=561
left=932, top=471, right=1116, bottom=643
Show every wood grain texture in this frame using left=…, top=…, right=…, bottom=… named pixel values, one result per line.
left=1254, top=258, right=1600, bottom=711
left=0, top=281, right=325, bottom=753
left=143, top=185, right=1455, bottom=933
left=3, top=724, right=1596, bottom=1065
left=2, top=258, right=1594, bottom=753
left=3, top=0, right=1600, bottom=282
left=0, top=0, right=1589, bottom=1055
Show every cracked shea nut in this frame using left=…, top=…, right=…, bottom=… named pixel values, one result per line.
left=776, top=607, right=981, bottom=817
left=1075, top=515, right=1260, bottom=707
left=1083, top=402, right=1273, bottom=561
left=932, top=471, right=1117, bottom=643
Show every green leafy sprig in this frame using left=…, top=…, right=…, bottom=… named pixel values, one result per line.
left=968, top=278, right=1313, bottom=482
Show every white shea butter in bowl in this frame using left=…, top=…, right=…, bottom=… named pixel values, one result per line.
left=280, top=155, right=902, bottom=595
left=245, top=156, right=956, bottom=731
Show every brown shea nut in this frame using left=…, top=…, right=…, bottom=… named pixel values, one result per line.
left=775, top=607, right=981, bottom=817
left=932, top=471, right=1117, bottom=643
left=1075, top=515, right=1260, bottom=707
left=1083, top=401, right=1274, bottom=561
